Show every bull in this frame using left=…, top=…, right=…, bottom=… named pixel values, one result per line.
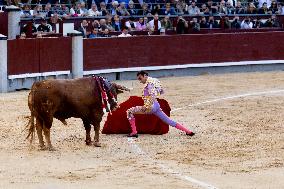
left=26, top=76, right=129, bottom=150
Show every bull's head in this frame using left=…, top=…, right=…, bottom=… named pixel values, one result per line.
left=101, top=78, right=130, bottom=111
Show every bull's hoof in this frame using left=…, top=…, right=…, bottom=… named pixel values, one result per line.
left=85, top=140, right=92, bottom=146
left=93, top=142, right=101, bottom=147
left=39, top=145, right=46, bottom=151
left=47, top=146, right=56, bottom=151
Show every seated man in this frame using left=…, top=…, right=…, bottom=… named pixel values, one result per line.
left=126, top=71, right=195, bottom=138
left=37, top=18, right=52, bottom=33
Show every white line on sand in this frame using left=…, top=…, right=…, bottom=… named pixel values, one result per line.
left=171, top=89, right=284, bottom=112
left=127, top=89, right=284, bottom=189
left=127, top=138, right=218, bottom=189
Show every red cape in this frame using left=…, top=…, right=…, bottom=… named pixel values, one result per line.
left=102, top=96, right=170, bottom=135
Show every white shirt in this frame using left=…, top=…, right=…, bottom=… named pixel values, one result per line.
left=258, top=0, right=272, bottom=8
left=241, top=20, right=253, bottom=29
left=88, top=9, right=102, bottom=16
left=125, top=21, right=137, bottom=29
left=118, top=33, right=132, bottom=37
left=148, top=19, right=161, bottom=30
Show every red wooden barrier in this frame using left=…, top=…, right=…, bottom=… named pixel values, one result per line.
left=0, top=12, right=8, bottom=36
left=8, top=37, right=72, bottom=75
left=83, top=31, right=284, bottom=71
left=39, top=37, right=72, bottom=72
left=8, top=39, right=40, bottom=75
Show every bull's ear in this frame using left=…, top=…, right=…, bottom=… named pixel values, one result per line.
left=112, top=83, right=130, bottom=94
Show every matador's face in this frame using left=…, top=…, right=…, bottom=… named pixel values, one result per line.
left=137, top=74, right=148, bottom=84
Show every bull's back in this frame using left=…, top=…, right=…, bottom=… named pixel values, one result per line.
left=29, top=77, right=101, bottom=119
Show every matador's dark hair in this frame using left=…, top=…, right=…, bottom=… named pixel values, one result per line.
left=137, top=71, right=149, bottom=76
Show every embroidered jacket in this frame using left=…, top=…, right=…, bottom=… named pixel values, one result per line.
left=142, top=77, right=164, bottom=111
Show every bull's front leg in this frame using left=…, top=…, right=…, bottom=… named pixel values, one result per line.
left=83, top=120, right=92, bottom=145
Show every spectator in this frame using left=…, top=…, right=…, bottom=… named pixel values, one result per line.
left=60, top=4, right=71, bottom=17
left=136, top=17, right=147, bottom=31
left=224, top=16, right=231, bottom=28
left=21, top=21, right=37, bottom=35
left=78, top=20, right=89, bottom=38
left=112, top=14, right=122, bottom=31
left=279, top=3, right=284, bottom=15
left=246, top=3, right=257, bottom=14
left=148, top=14, right=162, bottom=31
left=231, top=16, right=241, bottom=29
left=225, top=1, right=235, bottom=14
left=200, top=4, right=210, bottom=15
left=264, top=15, right=280, bottom=27
left=91, top=19, right=100, bottom=29
left=241, top=17, right=253, bottom=29
left=199, top=16, right=209, bottom=28
left=125, top=17, right=137, bottom=30
left=37, top=18, right=52, bottom=33
left=105, top=15, right=115, bottom=31
left=151, top=4, right=163, bottom=15
left=111, top=1, right=120, bottom=15
left=118, top=2, right=130, bottom=16
left=89, top=27, right=99, bottom=38
left=219, top=0, right=226, bottom=14
left=187, top=1, right=200, bottom=15
left=32, top=5, right=45, bottom=18
left=138, top=3, right=151, bottom=16
left=52, top=1, right=62, bottom=15
left=269, top=1, right=278, bottom=14
left=163, top=3, right=176, bottom=15
left=258, top=0, right=272, bottom=8
left=176, top=15, right=188, bottom=34
left=128, top=0, right=138, bottom=15
left=207, top=0, right=218, bottom=14
left=70, top=2, right=81, bottom=17
left=190, top=17, right=200, bottom=31
left=80, top=2, right=88, bottom=16
left=21, top=5, right=32, bottom=18
left=208, top=16, right=220, bottom=28
left=44, top=3, right=53, bottom=17
left=19, top=32, right=26, bottom=39
left=161, top=15, right=173, bottom=30
left=253, top=19, right=263, bottom=28
left=88, top=3, right=102, bottom=17
left=176, top=0, right=188, bottom=15
left=235, top=1, right=245, bottom=14
left=100, top=2, right=109, bottom=16
left=49, top=13, right=60, bottom=32
left=118, top=27, right=132, bottom=37
left=258, top=2, right=269, bottom=14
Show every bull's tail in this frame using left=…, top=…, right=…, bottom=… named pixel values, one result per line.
left=25, top=87, right=36, bottom=144
left=25, top=113, right=35, bottom=144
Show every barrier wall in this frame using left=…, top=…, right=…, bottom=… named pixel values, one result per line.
left=83, top=31, right=284, bottom=71
left=8, top=37, right=72, bottom=76
left=0, top=12, right=8, bottom=36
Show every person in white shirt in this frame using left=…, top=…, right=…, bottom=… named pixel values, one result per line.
left=88, top=3, right=102, bottom=17
left=258, top=0, right=272, bottom=8
left=241, top=17, right=253, bottom=29
left=148, top=14, right=161, bottom=31
left=118, top=27, right=132, bottom=37
left=125, top=17, right=137, bottom=30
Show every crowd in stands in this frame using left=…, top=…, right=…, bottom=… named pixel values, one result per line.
left=1, top=0, right=283, bottom=38
left=1, top=0, right=284, bottom=18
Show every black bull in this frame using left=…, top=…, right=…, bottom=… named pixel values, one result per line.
left=26, top=76, right=129, bottom=150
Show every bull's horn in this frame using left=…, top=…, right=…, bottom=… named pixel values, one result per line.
left=112, top=83, right=131, bottom=92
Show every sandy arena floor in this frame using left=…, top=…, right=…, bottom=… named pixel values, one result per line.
left=0, top=71, right=284, bottom=189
